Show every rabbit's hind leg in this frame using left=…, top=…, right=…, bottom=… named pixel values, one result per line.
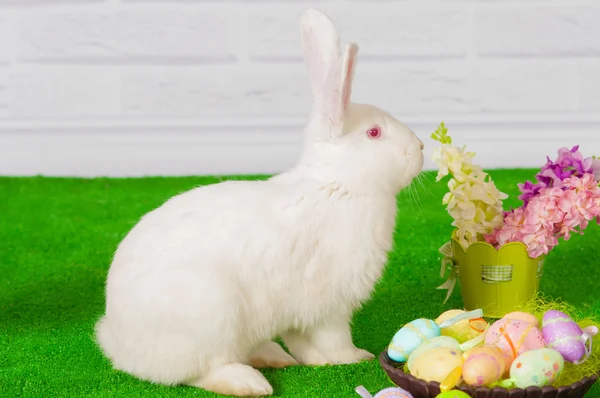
left=186, top=363, right=273, bottom=397
left=282, top=318, right=374, bottom=366
left=246, top=341, right=298, bottom=369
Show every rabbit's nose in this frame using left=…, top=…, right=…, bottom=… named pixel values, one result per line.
left=419, top=140, right=424, bottom=150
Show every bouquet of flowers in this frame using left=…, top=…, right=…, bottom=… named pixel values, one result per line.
left=431, top=122, right=600, bottom=259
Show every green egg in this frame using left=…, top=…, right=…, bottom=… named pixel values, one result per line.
left=436, top=390, right=471, bottom=398
left=510, top=348, right=564, bottom=388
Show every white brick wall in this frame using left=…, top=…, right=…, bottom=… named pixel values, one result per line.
left=18, top=7, right=237, bottom=61
left=0, top=0, right=599, bottom=177
left=474, top=6, right=600, bottom=56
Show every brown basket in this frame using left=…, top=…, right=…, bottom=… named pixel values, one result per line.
left=379, top=351, right=598, bottom=398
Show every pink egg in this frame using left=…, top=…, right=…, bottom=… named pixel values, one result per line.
left=484, top=319, right=546, bottom=370
left=503, top=311, right=539, bottom=327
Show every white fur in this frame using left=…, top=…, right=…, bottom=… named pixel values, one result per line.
left=95, top=8, right=424, bottom=397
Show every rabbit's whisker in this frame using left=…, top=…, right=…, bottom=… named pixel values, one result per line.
left=407, top=181, right=424, bottom=214
left=415, top=172, right=432, bottom=197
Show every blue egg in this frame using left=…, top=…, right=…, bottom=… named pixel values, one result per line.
left=388, top=318, right=440, bottom=362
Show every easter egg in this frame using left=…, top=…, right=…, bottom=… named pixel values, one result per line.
left=407, top=336, right=461, bottom=372
left=542, top=310, right=592, bottom=363
left=484, top=318, right=546, bottom=369
left=503, top=311, right=539, bottom=327
left=388, top=318, right=440, bottom=362
left=509, top=348, right=564, bottom=388
left=373, top=387, right=414, bottom=398
left=436, top=391, right=471, bottom=398
left=436, top=309, right=488, bottom=343
left=462, top=346, right=506, bottom=387
left=355, top=385, right=414, bottom=398
left=410, top=346, right=463, bottom=384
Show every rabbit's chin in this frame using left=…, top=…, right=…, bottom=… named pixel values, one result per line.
left=399, top=156, right=425, bottom=192
left=390, top=147, right=424, bottom=192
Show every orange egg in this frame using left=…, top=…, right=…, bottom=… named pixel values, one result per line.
left=462, top=346, right=506, bottom=387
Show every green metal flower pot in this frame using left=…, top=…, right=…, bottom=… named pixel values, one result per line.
left=439, top=231, right=545, bottom=319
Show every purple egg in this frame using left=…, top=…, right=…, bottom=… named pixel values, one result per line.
left=355, top=385, right=414, bottom=398
left=542, top=310, right=586, bottom=363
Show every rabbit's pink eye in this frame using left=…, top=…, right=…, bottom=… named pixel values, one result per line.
left=366, top=126, right=382, bottom=139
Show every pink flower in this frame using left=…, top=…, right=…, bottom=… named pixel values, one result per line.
left=558, top=208, right=582, bottom=241
left=521, top=188, right=562, bottom=241
left=490, top=179, right=600, bottom=257
left=522, top=223, right=560, bottom=258
left=491, top=207, right=526, bottom=246
left=482, top=148, right=600, bottom=259
left=516, top=190, right=563, bottom=256
left=563, top=173, right=600, bottom=193
left=578, top=193, right=600, bottom=221
left=557, top=189, right=579, bottom=214
left=592, top=158, right=600, bottom=182
left=561, top=174, right=600, bottom=221
left=521, top=227, right=554, bottom=258
left=495, top=228, right=519, bottom=246
left=484, top=232, right=498, bottom=245
left=553, top=177, right=600, bottom=240
left=517, top=146, right=598, bottom=207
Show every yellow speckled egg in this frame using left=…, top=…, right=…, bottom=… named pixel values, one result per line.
left=436, top=309, right=488, bottom=343
left=407, top=336, right=461, bottom=373
left=410, top=346, right=463, bottom=384
left=462, top=345, right=506, bottom=387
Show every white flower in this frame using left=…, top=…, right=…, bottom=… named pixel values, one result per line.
left=431, top=144, right=477, bottom=182
left=431, top=124, right=508, bottom=248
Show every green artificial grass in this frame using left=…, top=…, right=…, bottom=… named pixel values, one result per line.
left=1, top=170, right=600, bottom=398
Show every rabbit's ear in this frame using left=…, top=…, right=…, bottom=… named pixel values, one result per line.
left=323, top=42, right=358, bottom=133
left=337, top=42, right=358, bottom=122
left=300, top=9, right=341, bottom=113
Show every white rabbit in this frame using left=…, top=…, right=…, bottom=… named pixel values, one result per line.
left=94, top=8, right=424, bottom=397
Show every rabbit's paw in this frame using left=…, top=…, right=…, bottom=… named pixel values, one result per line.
left=327, top=347, right=375, bottom=365
left=188, top=363, right=273, bottom=397
left=247, top=341, right=299, bottom=369
left=281, top=331, right=330, bottom=366
left=291, top=348, right=329, bottom=366
left=283, top=322, right=375, bottom=366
